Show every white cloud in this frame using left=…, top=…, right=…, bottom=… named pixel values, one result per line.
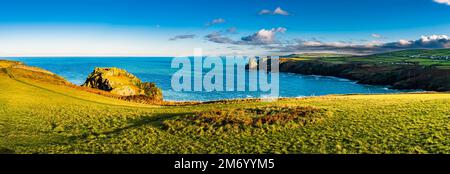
left=390, top=35, right=450, bottom=47
left=205, top=18, right=225, bottom=26
left=273, top=7, right=289, bottom=15
left=259, top=9, right=272, bottom=15
left=398, top=39, right=412, bottom=46
left=434, top=0, right=450, bottom=5
left=371, top=34, right=381, bottom=38
left=259, top=7, right=289, bottom=16
left=419, top=34, right=449, bottom=42
left=241, top=27, right=287, bottom=44
left=275, top=27, right=287, bottom=33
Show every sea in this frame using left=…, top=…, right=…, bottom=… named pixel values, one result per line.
left=9, top=57, right=413, bottom=101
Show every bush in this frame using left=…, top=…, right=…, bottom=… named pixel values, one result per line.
left=118, top=82, right=163, bottom=104
left=120, top=95, right=163, bottom=104
left=140, top=82, right=163, bottom=101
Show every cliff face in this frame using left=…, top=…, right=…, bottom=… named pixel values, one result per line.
left=82, top=67, right=163, bottom=101
left=278, top=59, right=450, bottom=92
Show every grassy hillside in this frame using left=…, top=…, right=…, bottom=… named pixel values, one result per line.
left=1, top=60, right=449, bottom=154
left=288, top=49, right=450, bottom=69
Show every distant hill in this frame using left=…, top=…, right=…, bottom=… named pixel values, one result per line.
left=374, top=49, right=450, bottom=58
left=282, top=53, right=353, bottom=58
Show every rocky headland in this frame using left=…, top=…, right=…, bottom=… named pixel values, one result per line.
left=82, top=67, right=163, bottom=102
left=247, top=57, right=450, bottom=92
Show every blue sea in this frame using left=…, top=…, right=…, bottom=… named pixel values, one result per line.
left=10, top=57, right=412, bottom=101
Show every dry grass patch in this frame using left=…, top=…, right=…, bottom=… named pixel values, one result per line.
left=163, top=106, right=331, bottom=132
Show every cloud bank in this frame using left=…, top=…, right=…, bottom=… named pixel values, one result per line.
left=269, top=35, right=450, bottom=54
left=205, top=27, right=287, bottom=45
left=205, top=29, right=450, bottom=54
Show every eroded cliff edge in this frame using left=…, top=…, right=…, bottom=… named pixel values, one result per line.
left=276, top=58, right=450, bottom=92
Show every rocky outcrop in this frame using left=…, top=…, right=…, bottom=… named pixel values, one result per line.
left=82, top=67, right=163, bottom=101
left=277, top=59, right=450, bottom=92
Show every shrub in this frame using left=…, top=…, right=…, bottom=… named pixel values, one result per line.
left=140, top=82, right=163, bottom=101
left=120, top=95, right=163, bottom=104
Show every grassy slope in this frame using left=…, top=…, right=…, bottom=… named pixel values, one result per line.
left=1, top=65, right=449, bottom=154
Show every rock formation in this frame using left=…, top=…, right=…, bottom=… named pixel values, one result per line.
left=82, top=67, right=163, bottom=101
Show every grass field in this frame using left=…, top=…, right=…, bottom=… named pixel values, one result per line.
left=1, top=62, right=449, bottom=154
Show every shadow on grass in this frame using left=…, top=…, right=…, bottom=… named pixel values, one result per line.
left=0, top=147, right=15, bottom=154
left=68, top=112, right=192, bottom=142
left=102, top=112, right=189, bottom=135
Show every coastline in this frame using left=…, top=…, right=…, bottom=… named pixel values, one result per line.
left=3, top=57, right=408, bottom=101
left=275, top=58, right=450, bottom=92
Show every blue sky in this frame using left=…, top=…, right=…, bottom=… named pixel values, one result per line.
left=0, top=0, right=449, bottom=56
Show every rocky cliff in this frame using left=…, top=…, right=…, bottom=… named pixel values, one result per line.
left=82, top=67, right=163, bottom=101
left=246, top=58, right=450, bottom=92
left=277, top=59, right=450, bottom=92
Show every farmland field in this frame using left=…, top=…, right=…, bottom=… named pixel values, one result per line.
left=287, top=49, right=450, bottom=69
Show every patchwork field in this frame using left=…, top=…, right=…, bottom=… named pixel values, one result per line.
left=1, top=61, right=449, bottom=154
left=287, top=49, right=450, bottom=69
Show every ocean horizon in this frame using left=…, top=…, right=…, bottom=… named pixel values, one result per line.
left=8, top=57, right=413, bottom=101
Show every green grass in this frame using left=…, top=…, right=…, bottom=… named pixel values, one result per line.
left=1, top=65, right=450, bottom=154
